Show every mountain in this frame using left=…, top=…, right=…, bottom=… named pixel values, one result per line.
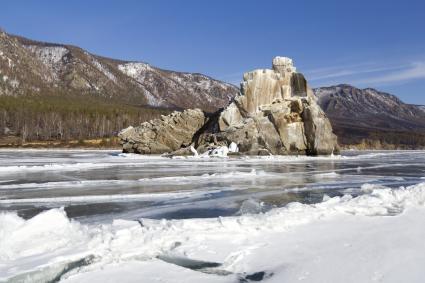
left=314, top=85, right=425, bottom=149
left=0, top=30, right=238, bottom=146
left=0, top=30, right=238, bottom=111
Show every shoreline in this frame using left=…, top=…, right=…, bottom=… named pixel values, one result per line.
left=1, top=138, right=424, bottom=151
left=2, top=144, right=424, bottom=151
left=0, top=138, right=121, bottom=150
left=1, top=148, right=425, bottom=153
left=2, top=137, right=424, bottom=151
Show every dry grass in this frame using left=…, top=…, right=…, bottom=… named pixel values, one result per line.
left=0, top=136, right=121, bottom=149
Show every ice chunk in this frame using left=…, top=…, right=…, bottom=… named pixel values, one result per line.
left=228, top=142, right=239, bottom=153
left=237, top=198, right=264, bottom=215
left=190, top=146, right=198, bottom=157
left=209, top=146, right=229, bottom=157
left=200, top=146, right=229, bottom=158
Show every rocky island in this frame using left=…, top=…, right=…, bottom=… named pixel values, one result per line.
left=119, top=57, right=339, bottom=156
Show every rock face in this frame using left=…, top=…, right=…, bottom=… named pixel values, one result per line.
left=120, top=57, right=339, bottom=156
left=119, top=109, right=206, bottom=154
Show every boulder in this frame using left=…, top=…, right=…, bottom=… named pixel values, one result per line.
left=218, top=102, right=243, bottom=131
left=119, top=108, right=205, bottom=154
left=119, top=57, right=339, bottom=156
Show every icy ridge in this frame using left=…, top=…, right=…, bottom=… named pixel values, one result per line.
left=1, top=182, right=425, bottom=281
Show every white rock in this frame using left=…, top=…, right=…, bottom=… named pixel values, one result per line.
left=272, top=56, right=296, bottom=73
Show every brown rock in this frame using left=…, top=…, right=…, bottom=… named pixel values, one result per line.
left=119, top=108, right=205, bottom=154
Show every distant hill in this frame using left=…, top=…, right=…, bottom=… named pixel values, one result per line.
left=0, top=30, right=238, bottom=146
left=0, top=30, right=238, bottom=111
left=314, top=85, right=425, bottom=149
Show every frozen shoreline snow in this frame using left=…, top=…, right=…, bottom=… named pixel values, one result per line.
left=1, top=182, right=425, bottom=282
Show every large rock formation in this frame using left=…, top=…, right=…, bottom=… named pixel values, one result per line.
left=120, top=57, right=339, bottom=156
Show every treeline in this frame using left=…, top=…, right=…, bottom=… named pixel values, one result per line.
left=333, top=125, right=425, bottom=149
left=0, top=95, right=170, bottom=144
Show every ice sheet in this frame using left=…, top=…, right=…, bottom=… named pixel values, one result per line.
left=1, top=182, right=425, bottom=282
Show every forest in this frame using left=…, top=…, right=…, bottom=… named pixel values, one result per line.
left=332, top=125, right=425, bottom=150
left=2, top=94, right=425, bottom=149
left=0, top=95, right=170, bottom=147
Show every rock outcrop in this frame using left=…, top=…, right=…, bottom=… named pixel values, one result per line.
left=120, top=57, right=339, bottom=156
left=119, top=109, right=206, bottom=154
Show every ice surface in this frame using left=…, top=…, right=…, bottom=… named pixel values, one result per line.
left=1, top=182, right=425, bottom=282
left=1, top=150, right=424, bottom=220
left=1, top=150, right=425, bottom=282
left=0, top=162, right=122, bottom=173
left=0, top=190, right=214, bottom=204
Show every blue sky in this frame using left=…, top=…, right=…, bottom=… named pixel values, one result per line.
left=1, top=0, right=425, bottom=104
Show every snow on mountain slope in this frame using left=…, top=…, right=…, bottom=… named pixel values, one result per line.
left=314, top=85, right=425, bottom=148
left=117, top=61, right=237, bottom=109
left=314, top=84, right=425, bottom=123
left=0, top=30, right=239, bottom=111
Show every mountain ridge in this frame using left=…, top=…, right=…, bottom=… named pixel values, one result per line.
left=313, top=84, right=425, bottom=149
left=0, top=30, right=239, bottom=112
left=1, top=29, right=239, bottom=144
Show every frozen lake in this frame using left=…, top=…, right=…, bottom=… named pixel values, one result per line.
left=1, top=150, right=425, bottom=282
left=0, top=150, right=424, bottom=223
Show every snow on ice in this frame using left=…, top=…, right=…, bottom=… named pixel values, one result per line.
left=1, top=182, right=425, bottom=282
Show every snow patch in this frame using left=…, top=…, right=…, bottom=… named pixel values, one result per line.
left=9, top=78, right=19, bottom=88
left=27, top=45, right=68, bottom=65
left=314, top=172, right=339, bottom=178
left=143, top=90, right=161, bottom=106
left=118, top=62, right=152, bottom=79
left=91, top=58, right=117, bottom=83
left=118, top=63, right=162, bottom=106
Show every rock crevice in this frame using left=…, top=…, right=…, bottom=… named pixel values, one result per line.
left=119, top=57, right=339, bottom=156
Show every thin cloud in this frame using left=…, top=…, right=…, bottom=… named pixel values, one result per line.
left=352, top=62, right=425, bottom=85
left=306, top=62, right=376, bottom=75
left=307, top=64, right=408, bottom=81
left=220, top=58, right=425, bottom=88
